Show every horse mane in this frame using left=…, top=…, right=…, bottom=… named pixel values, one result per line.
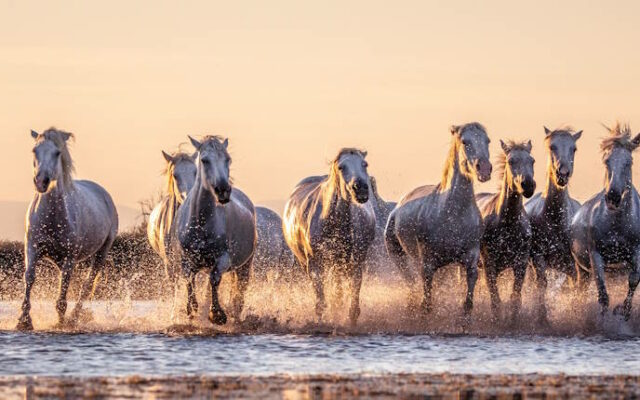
left=441, top=122, right=487, bottom=188
left=36, top=127, right=75, bottom=187
left=600, top=122, right=637, bottom=155
left=163, top=150, right=195, bottom=199
left=544, top=126, right=578, bottom=141
left=495, top=140, right=532, bottom=184
left=321, top=148, right=367, bottom=218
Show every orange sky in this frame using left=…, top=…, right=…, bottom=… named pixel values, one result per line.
left=1, top=1, right=640, bottom=212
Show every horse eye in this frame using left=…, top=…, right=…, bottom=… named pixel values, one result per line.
left=362, top=161, right=368, bottom=168
left=550, top=145, right=557, bottom=152
left=201, top=159, right=210, bottom=165
left=54, top=151, right=61, bottom=158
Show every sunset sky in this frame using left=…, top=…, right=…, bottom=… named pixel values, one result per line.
left=1, top=0, right=640, bottom=216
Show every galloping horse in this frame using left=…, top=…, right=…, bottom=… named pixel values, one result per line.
left=525, top=127, right=582, bottom=323
left=476, top=140, right=535, bottom=320
left=283, top=149, right=376, bottom=325
left=147, top=150, right=196, bottom=281
left=253, top=206, right=297, bottom=280
left=385, top=123, right=492, bottom=318
left=17, top=128, right=118, bottom=330
left=571, top=123, right=640, bottom=320
left=174, top=136, right=256, bottom=325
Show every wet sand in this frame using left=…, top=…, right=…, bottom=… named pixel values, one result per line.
left=2, top=373, right=640, bottom=399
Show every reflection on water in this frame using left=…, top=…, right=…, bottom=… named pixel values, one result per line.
left=1, top=331, right=639, bottom=377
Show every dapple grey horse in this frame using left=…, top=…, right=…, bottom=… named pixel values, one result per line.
left=476, top=140, right=535, bottom=321
left=571, top=123, right=640, bottom=320
left=17, top=128, right=118, bottom=330
left=252, top=206, right=297, bottom=280
left=385, top=122, right=492, bottom=318
left=147, top=150, right=197, bottom=281
left=283, top=149, right=376, bottom=325
left=174, top=136, right=256, bottom=325
left=525, top=127, right=582, bottom=323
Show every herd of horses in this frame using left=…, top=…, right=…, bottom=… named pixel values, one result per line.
left=14, top=122, right=640, bottom=331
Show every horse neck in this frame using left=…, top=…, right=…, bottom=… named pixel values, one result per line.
left=542, top=166, right=569, bottom=215
left=321, top=175, right=352, bottom=223
left=188, top=171, right=218, bottom=223
left=496, top=174, right=522, bottom=220
left=440, top=145, right=475, bottom=205
left=609, top=186, right=638, bottom=222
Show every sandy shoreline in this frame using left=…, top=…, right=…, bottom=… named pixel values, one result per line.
left=1, top=373, right=639, bottom=399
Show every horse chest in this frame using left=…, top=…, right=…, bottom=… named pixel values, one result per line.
left=595, top=232, right=636, bottom=263
left=483, top=218, right=530, bottom=262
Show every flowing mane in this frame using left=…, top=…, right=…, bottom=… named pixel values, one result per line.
left=322, top=148, right=366, bottom=218
left=163, top=151, right=195, bottom=199
left=35, top=127, right=75, bottom=188
left=441, top=122, right=486, bottom=189
left=600, top=122, right=637, bottom=155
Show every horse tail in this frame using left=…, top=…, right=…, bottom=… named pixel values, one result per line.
left=384, top=211, right=415, bottom=285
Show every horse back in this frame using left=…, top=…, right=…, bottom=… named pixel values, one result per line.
left=399, top=184, right=438, bottom=206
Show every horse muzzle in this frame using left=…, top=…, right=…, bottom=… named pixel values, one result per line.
left=214, top=185, right=232, bottom=204
left=605, top=190, right=622, bottom=210
left=475, top=160, right=492, bottom=183
left=522, top=179, right=536, bottom=198
left=352, top=181, right=369, bottom=204
left=34, top=176, right=51, bottom=193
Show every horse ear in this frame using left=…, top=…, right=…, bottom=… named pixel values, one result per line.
left=525, top=140, right=532, bottom=152
left=61, top=132, right=72, bottom=141
left=223, top=138, right=229, bottom=149
left=632, top=133, right=640, bottom=149
left=450, top=125, right=460, bottom=135
left=188, top=136, right=202, bottom=150
left=544, top=126, right=552, bottom=136
left=573, top=130, right=583, bottom=141
left=361, top=150, right=368, bottom=158
left=30, top=130, right=39, bottom=139
left=162, top=150, right=173, bottom=163
left=500, top=139, right=509, bottom=153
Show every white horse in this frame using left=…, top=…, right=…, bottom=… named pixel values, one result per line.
left=147, top=150, right=196, bottom=281
left=174, top=136, right=256, bottom=325
left=17, top=128, right=118, bottom=330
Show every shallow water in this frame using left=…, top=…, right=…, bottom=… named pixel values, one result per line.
left=2, top=331, right=639, bottom=377
left=1, top=268, right=640, bottom=378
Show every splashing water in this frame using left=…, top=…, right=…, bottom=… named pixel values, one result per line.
left=0, top=262, right=638, bottom=337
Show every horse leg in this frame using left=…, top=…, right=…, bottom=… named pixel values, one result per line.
left=463, top=249, right=480, bottom=316
left=348, top=263, right=364, bottom=327
left=532, top=256, right=549, bottom=325
left=384, top=214, right=415, bottom=286
left=511, top=261, right=526, bottom=322
left=484, top=262, right=500, bottom=320
left=55, top=261, right=73, bottom=326
left=615, top=255, right=640, bottom=321
left=590, top=251, right=609, bottom=315
left=70, top=261, right=100, bottom=323
left=232, top=256, right=252, bottom=322
left=308, top=259, right=326, bottom=321
left=185, top=272, right=198, bottom=318
left=209, top=253, right=231, bottom=325
left=16, top=247, right=38, bottom=331
left=420, top=259, right=435, bottom=318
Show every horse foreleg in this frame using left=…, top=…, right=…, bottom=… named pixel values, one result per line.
left=232, top=256, right=252, bottom=322
left=348, top=263, right=363, bottom=326
left=70, top=262, right=100, bottom=323
left=463, top=249, right=480, bottom=316
left=16, top=247, right=37, bottom=331
left=615, top=252, right=640, bottom=321
left=308, top=259, right=326, bottom=321
left=511, top=261, right=527, bottom=322
left=533, top=256, right=549, bottom=325
left=185, top=272, right=198, bottom=319
left=590, top=251, right=609, bottom=315
left=484, top=262, right=500, bottom=320
left=56, top=262, right=73, bottom=326
left=209, top=253, right=231, bottom=325
left=420, top=260, right=435, bottom=318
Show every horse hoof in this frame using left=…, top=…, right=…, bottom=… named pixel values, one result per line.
left=208, top=309, right=227, bottom=325
left=16, top=317, right=33, bottom=332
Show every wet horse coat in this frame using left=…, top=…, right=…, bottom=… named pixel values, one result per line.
left=174, top=136, right=256, bottom=325
left=283, top=149, right=376, bottom=325
left=17, top=128, right=118, bottom=330
left=476, top=140, right=536, bottom=320
left=571, top=123, right=640, bottom=320
left=385, top=123, right=492, bottom=317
